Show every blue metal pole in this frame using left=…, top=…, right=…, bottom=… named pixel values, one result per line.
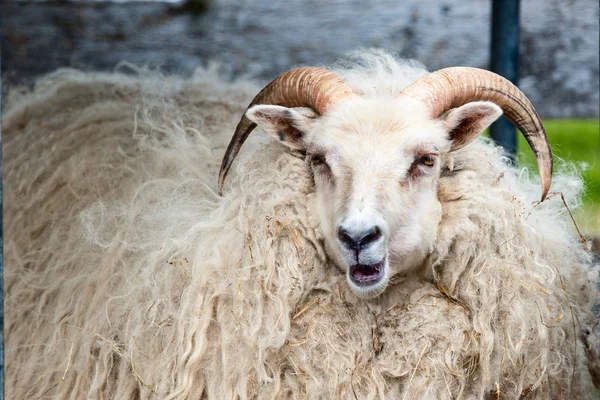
left=490, top=0, right=520, bottom=162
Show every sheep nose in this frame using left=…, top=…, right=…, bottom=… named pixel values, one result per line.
left=337, top=226, right=382, bottom=250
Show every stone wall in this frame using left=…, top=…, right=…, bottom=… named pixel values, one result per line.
left=2, top=0, right=598, bottom=117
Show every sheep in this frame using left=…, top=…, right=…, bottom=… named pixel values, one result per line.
left=3, top=50, right=598, bottom=399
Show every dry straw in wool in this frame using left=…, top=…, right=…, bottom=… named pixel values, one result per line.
left=3, top=51, right=599, bottom=399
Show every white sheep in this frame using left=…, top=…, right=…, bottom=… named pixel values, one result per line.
left=3, top=50, right=598, bottom=399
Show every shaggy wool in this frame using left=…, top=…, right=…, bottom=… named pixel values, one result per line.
left=3, top=52, right=599, bottom=399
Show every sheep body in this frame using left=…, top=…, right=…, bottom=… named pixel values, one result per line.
left=3, top=51, right=598, bottom=399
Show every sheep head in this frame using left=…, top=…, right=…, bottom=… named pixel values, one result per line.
left=219, top=66, right=552, bottom=298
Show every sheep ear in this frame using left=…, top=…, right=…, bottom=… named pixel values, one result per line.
left=444, top=101, right=503, bottom=151
left=246, top=105, right=317, bottom=150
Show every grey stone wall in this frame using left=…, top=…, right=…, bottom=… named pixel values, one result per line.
left=2, top=0, right=598, bottom=118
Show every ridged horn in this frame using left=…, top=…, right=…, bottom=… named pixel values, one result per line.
left=398, top=67, right=553, bottom=201
left=218, top=67, right=356, bottom=195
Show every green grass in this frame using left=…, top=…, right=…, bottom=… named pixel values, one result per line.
left=517, top=119, right=600, bottom=234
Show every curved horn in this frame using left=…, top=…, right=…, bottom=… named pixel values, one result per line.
left=218, top=67, right=356, bottom=195
left=398, top=67, right=552, bottom=201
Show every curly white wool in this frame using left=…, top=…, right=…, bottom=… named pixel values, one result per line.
left=3, top=51, right=598, bottom=399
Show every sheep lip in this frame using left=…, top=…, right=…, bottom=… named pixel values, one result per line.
left=349, top=260, right=385, bottom=286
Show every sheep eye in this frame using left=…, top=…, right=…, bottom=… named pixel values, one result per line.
left=420, top=154, right=435, bottom=167
left=310, top=154, right=327, bottom=168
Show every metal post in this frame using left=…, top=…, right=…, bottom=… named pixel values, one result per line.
left=490, top=0, right=520, bottom=162
left=0, top=46, right=4, bottom=395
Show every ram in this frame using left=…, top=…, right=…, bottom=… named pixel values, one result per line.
left=4, top=51, right=598, bottom=399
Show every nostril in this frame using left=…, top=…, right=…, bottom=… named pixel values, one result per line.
left=337, top=227, right=357, bottom=249
left=359, top=226, right=382, bottom=247
left=337, top=225, right=382, bottom=250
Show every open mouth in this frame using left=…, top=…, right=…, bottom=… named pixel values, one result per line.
left=349, top=259, right=385, bottom=286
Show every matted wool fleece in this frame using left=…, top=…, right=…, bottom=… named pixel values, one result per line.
left=3, top=59, right=599, bottom=398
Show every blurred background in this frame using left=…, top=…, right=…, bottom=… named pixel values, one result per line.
left=1, top=0, right=598, bottom=238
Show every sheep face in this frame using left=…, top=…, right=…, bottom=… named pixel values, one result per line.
left=247, top=98, right=501, bottom=297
